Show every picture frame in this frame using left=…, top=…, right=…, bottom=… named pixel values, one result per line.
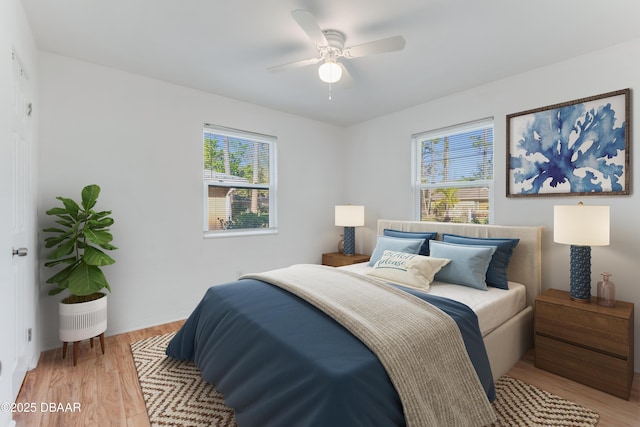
left=506, top=89, right=630, bottom=197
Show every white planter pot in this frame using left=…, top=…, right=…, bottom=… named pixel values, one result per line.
left=59, top=294, right=108, bottom=342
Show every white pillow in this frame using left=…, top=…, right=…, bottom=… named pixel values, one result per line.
left=368, top=235, right=424, bottom=266
left=367, top=250, right=450, bottom=292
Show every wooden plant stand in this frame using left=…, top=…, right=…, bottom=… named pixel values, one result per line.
left=62, top=333, right=105, bottom=366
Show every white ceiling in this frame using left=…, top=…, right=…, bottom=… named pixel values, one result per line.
left=21, top=0, right=640, bottom=126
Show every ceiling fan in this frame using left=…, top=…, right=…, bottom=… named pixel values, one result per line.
left=269, top=9, right=406, bottom=86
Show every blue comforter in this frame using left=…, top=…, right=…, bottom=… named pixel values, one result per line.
left=167, top=278, right=495, bottom=426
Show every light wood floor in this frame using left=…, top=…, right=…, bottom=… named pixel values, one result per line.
left=14, top=321, right=640, bottom=426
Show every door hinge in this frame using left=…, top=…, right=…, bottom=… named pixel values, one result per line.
left=27, top=328, right=32, bottom=342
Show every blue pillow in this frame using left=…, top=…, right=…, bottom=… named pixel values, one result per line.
left=430, top=241, right=496, bottom=290
left=442, top=234, right=520, bottom=290
left=368, top=235, right=424, bottom=266
left=383, top=229, right=437, bottom=256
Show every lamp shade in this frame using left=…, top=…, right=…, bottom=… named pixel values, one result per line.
left=335, top=205, right=365, bottom=227
left=318, top=61, right=342, bottom=83
left=554, top=204, right=609, bottom=246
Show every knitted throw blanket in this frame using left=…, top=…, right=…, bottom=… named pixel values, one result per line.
left=243, top=264, right=496, bottom=427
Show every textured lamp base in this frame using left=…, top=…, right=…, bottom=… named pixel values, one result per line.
left=343, top=226, right=355, bottom=255
left=569, top=245, right=591, bottom=302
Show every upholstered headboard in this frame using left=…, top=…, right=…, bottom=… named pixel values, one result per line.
left=377, top=220, right=543, bottom=307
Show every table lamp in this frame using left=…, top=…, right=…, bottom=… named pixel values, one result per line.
left=553, top=202, right=609, bottom=302
left=335, top=205, right=365, bottom=256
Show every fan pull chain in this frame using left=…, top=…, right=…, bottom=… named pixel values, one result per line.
left=328, top=82, right=333, bottom=100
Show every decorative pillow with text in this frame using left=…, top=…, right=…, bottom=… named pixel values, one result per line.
left=367, top=250, right=450, bottom=291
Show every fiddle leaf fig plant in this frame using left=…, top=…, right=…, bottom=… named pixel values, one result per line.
left=43, top=184, right=117, bottom=298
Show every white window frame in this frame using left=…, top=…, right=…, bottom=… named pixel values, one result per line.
left=203, top=124, right=278, bottom=238
left=411, top=118, right=494, bottom=224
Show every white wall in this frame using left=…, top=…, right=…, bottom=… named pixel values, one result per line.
left=345, top=38, right=640, bottom=372
left=37, top=53, right=347, bottom=350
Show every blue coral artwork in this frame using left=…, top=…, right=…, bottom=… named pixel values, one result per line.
left=507, top=89, right=629, bottom=197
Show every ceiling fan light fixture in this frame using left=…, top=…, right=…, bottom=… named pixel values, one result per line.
left=318, top=61, right=342, bottom=83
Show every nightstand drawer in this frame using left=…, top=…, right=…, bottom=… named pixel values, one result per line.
left=536, top=303, right=631, bottom=357
left=534, top=289, right=634, bottom=400
left=536, top=335, right=632, bottom=399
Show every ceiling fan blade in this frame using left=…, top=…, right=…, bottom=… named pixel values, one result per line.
left=344, top=35, right=406, bottom=58
left=267, top=57, right=322, bottom=73
left=291, top=9, right=328, bottom=46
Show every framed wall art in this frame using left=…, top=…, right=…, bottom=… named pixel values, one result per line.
left=507, top=89, right=630, bottom=197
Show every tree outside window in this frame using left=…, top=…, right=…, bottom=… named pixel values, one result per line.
left=203, top=125, right=276, bottom=236
left=414, top=120, right=493, bottom=224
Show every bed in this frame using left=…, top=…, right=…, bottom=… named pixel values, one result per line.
left=364, top=219, right=542, bottom=381
left=166, top=219, right=543, bottom=426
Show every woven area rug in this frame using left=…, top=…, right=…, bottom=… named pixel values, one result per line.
left=131, top=333, right=599, bottom=427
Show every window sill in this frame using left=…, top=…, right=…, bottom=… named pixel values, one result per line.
left=203, top=228, right=278, bottom=239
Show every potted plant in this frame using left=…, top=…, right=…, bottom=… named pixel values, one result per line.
left=43, top=184, right=117, bottom=363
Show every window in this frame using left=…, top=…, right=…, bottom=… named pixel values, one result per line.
left=203, top=124, right=277, bottom=236
left=413, top=119, right=494, bottom=224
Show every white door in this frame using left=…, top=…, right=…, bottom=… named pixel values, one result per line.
left=0, top=102, right=15, bottom=424
left=0, top=49, right=17, bottom=426
left=8, top=51, right=35, bottom=402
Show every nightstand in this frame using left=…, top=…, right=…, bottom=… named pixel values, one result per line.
left=322, top=252, right=370, bottom=267
left=535, top=288, right=634, bottom=399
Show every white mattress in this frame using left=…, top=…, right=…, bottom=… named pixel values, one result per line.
left=340, top=262, right=527, bottom=337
